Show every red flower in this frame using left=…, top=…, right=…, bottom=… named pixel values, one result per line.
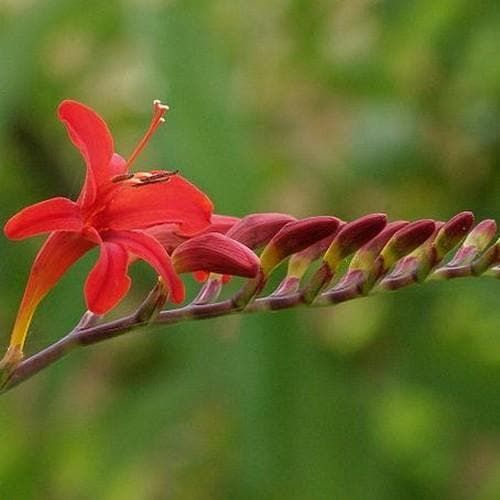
left=2, top=100, right=213, bottom=366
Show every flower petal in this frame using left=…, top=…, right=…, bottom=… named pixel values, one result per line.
left=105, top=174, right=213, bottom=234
left=4, top=197, right=83, bottom=240
left=6, top=232, right=95, bottom=351
left=58, top=100, right=114, bottom=205
left=146, top=213, right=239, bottom=254
left=105, top=230, right=185, bottom=303
left=146, top=223, right=188, bottom=254
left=84, top=241, right=131, bottom=314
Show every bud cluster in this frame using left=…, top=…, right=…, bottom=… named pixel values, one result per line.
left=181, top=211, right=498, bottom=311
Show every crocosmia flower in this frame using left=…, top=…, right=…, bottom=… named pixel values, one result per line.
left=1, top=100, right=213, bottom=367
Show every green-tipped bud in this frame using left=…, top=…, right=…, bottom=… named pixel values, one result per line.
left=378, top=219, right=435, bottom=274
left=433, top=211, right=474, bottom=261
left=472, top=237, right=499, bottom=275
left=434, top=219, right=497, bottom=278
left=349, top=221, right=408, bottom=274
left=330, top=221, right=408, bottom=296
left=302, top=214, right=387, bottom=303
left=283, top=232, right=339, bottom=285
left=260, top=216, right=341, bottom=275
left=323, top=214, right=387, bottom=270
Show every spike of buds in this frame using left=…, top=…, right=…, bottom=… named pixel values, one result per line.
left=302, top=213, right=387, bottom=303
left=172, top=233, right=260, bottom=278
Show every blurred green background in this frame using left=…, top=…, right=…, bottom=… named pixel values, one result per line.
left=0, top=1, right=499, bottom=498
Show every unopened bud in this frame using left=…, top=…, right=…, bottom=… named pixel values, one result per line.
left=433, top=211, right=474, bottom=261
left=172, top=233, right=260, bottom=278
left=302, top=214, right=387, bottom=303
left=332, top=221, right=408, bottom=296
left=323, top=214, right=387, bottom=270
left=378, top=219, right=435, bottom=273
left=226, top=213, right=296, bottom=249
left=260, top=216, right=341, bottom=275
left=434, top=219, right=497, bottom=278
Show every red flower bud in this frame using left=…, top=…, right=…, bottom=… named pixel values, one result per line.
left=433, top=211, right=474, bottom=261
left=434, top=219, right=497, bottom=278
left=349, top=220, right=408, bottom=272
left=172, top=233, right=260, bottom=278
left=260, top=216, right=341, bottom=274
left=379, top=219, right=435, bottom=271
left=323, top=213, right=387, bottom=269
left=226, top=213, right=297, bottom=249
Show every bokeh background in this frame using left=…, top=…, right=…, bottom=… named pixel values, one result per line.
left=0, top=1, right=499, bottom=498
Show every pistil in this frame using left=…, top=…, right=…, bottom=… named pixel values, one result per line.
left=125, top=100, right=169, bottom=170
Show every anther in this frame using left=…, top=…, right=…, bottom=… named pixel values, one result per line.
left=131, top=170, right=179, bottom=187
left=111, top=173, right=134, bottom=183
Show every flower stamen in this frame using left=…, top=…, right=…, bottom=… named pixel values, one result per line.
left=131, top=170, right=179, bottom=187
left=111, top=173, right=134, bottom=183
left=125, top=100, right=169, bottom=170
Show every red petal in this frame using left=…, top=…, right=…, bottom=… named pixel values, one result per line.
left=8, top=232, right=95, bottom=348
left=84, top=241, right=131, bottom=314
left=172, top=233, right=260, bottom=278
left=146, top=213, right=238, bottom=254
left=4, top=197, right=83, bottom=240
left=105, top=174, right=213, bottom=234
left=58, top=100, right=114, bottom=206
left=146, top=223, right=188, bottom=254
left=105, top=230, right=185, bottom=303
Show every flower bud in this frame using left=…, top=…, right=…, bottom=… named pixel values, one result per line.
left=172, top=233, right=260, bottom=278
left=302, top=214, right=387, bottom=303
left=433, top=211, right=474, bottom=261
left=323, top=213, right=387, bottom=270
left=260, top=216, right=341, bottom=275
left=378, top=219, right=435, bottom=273
left=330, top=221, right=408, bottom=297
left=472, top=237, right=499, bottom=275
left=349, top=221, right=408, bottom=273
left=434, top=219, right=497, bottom=278
left=226, top=213, right=297, bottom=249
